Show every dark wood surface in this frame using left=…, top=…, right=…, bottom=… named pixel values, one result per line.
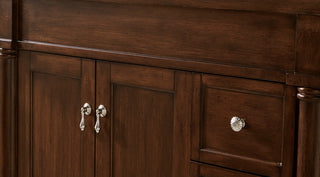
left=18, top=41, right=287, bottom=83
left=0, top=0, right=12, bottom=40
left=287, top=72, right=320, bottom=90
left=81, top=0, right=320, bottom=15
left=0, top=49, right=17, bottom=177
left=297, top=88, right=320, bottom=177
left=191, top=74, right=296, bottom=176
left=22, top=0, right=295, bottom=70
left=190, top=162, right=262, bottom=177
left=0, top=52, right=11, bottom=177
left=95, top=62, right=192, bottom=177
left=296, top=15, right=320, bottom=76
left=18, top=52, right=95, bottom=177
left=0, top=53, right=4, bottom=177
left=1, top=0, right=320, bottom=176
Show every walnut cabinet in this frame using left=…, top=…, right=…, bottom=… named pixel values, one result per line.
left=18, top=52, right=191, bottom=177
left=1, top=0, right=320, bottom=176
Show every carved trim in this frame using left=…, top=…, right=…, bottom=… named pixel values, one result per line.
left=0, top=48, right=16, bottom=59
left=297, top=87, right=320, bottom=101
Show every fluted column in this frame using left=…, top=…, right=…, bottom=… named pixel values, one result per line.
left=297, top=87, right=320, bottom=177
left=0, top=48, right=16, bottom=177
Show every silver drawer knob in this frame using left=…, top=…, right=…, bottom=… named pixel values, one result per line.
left=230, top=116, right=246, bottom=132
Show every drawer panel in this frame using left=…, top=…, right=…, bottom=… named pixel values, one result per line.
left=190, top=162, right=262, bottom=177
left=191, top=74, right=296, bottom=176
left=22, top=0, right=295, bottom=70
left=202, top=85, right=283, bottom=162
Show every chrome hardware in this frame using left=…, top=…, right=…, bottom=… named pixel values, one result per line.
left=95, top=105, right=107, bottom=133
left=80, top=103, right=92, bottom=131
left=230, top=116, right=246, bottom=132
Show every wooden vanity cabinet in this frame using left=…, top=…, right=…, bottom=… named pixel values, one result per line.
left=18, top=51, right=298, bottom=177
left=2, top=0, right=320, bottom=176
left=18, top=51, right=192, bottom=177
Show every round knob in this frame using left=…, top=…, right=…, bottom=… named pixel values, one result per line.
left=230, top=116, right=245, bottom=132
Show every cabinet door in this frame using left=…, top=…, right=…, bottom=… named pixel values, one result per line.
left=95, top=62, right=192, bottom=177
left=18, top=52, right=95, bottom=177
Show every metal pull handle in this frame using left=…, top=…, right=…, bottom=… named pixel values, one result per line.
left=230, top=116, right=246, bottom=132
left=80, top=103, right=92, bottom=131
left=95, top=105, right=107, bottom=133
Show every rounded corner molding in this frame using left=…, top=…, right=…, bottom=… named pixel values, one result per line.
left=297, top=87, right=320, bottom=101
left=0, top=48, right=16, bottom=59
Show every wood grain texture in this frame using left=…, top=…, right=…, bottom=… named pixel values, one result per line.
left=0, top=0, right=12, bottom=39
left=18, top=51, right=31, bottom=177
left=297, top=88, right=320, bottom=177
left=111, top=63, right=174, bottom=91
left=32, top=73, right=83, bottom=177
left=81, top=0, right=320, bottom=14
left=296, top=15, right=320, bottom=76
left=30, top=52, right=81, bottom=78
left=202, top=88, right=283, bottom=162
left=113, top=85, right=174, bottom=177
left=0, top=49, right=17, bottom=177
left=22, top=0, right=295, bottom=70
left=18, top=52, right=95, bottom=177
left=10, top=0, right=320, bottom=176
left=190, top=162, right=262, bottom=177
left=287, top=72, right=320, bottom=89
left=191, top=74, right=296, bottom=176
left=95, top=62, right=191, bottom=177
left=18, top=41, right=287, bottom=83
left=203, top=75, right=285, bottom=96
left=0, top=53, right=12, bottom=177
left=0, top=54, right=5, bottom=177
left=281, top=86, right=297, bottom=177
left=95, top=61, right=111, bottom=177
left=172, top=71, right=192, bottom=177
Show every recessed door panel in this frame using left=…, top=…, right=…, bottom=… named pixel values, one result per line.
left=32, top=73, right=81, bottom=177
left=96, top=62, right=192, bottom=177
left=113, top=85, right=174, bottom=177
left=18, top=52, right=95, bottom=177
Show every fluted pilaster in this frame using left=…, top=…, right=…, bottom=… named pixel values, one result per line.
left=297, top=87, right=320, bottom=177
left=0, top=48, right=17, bottom=177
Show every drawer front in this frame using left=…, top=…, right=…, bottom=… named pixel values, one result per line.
left=23, top=0, right=295, bottom=70
left=191, top=74, right=296, bottom=176
left=190, top=162, right=262, bottom=177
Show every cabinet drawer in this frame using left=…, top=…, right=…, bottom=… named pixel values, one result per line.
left=190, top=162, right=262, bottom=177
left=191, top=74, right=296, bottom=176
